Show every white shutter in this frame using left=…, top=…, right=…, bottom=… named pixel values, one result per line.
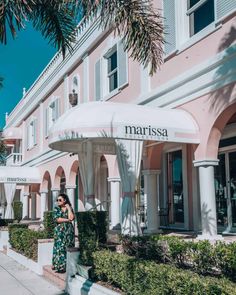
left=216, top=0, right=236, bottom=20
left=95, top=59, right=101, bottom=101
left=163, top=0, right=176, bottom=55
left=55, top=98, right=60, bottom=120
left=26, top=125, right=29, bottom=149
left=118, top=40, right=128, bottom=88
left=33, top=119, right=37, bottom=145
left=45, top=108, right=48, bottom=137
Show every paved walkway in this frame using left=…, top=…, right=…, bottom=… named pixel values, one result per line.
left=0, top=252, right=66, bottom=295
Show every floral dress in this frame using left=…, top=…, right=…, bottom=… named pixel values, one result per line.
left=52, top=206, right=75, bottom=272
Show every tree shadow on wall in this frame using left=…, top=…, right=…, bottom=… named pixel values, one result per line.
left=201, top=203, right=216, bottom=236
left=208, top=24, right=236, bottom=114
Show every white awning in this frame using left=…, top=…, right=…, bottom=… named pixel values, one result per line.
left=49, top=101, right=200, bottom=153
left=0, top=166, right=41, bottom=184
left=2, top=127, right=22, bottom=140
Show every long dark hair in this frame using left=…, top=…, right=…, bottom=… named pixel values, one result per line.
left=58, top=193, right=72, bottom=207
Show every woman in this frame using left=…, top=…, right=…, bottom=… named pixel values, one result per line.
left=52, top=193, right=75, bottom=273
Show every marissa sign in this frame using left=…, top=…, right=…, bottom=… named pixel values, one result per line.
left=124, top=125, right=169, bottom=140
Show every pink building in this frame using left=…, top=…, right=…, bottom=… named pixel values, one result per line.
left=1, top=0, right=236, bottom=239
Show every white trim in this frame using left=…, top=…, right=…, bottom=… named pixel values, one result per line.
left=136, top=43, right=236, bottom=108
left=82, top=54, right=89, bottom=102
left=22, top=148, right=68, bottom=167
left=193, top=159, right=219, bottom=167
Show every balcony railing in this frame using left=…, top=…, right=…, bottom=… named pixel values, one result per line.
left=6, top=153, right=23, bottom=166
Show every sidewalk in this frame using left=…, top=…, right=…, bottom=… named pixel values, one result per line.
left=0, top=252, right=66, bottom=295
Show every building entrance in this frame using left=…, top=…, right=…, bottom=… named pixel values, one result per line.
left=215, top=150, right=236, bottom=233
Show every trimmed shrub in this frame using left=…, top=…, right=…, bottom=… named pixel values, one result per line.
left=43, top=211, right=55, bottom=238
left=8, top=225, right=46, bottom=261
left=76, top=211, right=108, bottom=265
left=93, top=250, right=236, bottom=295
left=0, top=219, right=14, bottom=227
left=13, top=201, right=23, bottom=221
left=215, top=241, right=236, bottom=281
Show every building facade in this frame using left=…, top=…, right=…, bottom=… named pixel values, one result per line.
left=1, top=0, right=236, bottom=239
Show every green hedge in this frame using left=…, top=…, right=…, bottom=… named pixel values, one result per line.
left=8, top=224, right=46, bottom=261
left=120, top=235, right=236, bottom=281
left=93, top=250, right=236, bottom=295
left=76, top=211, right=108, bottom=265
left=0, top=219, right=14, bottom=227
left=43, top=211, right=55, bottom=238
left=13, top=201, right=23, bottom=221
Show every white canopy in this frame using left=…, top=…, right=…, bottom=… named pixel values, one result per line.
left=49, top=101, right=199, bottom=152
left=0, top=166, right=41, bottom=184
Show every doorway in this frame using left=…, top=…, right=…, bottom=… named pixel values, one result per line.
left=215, top=150, right=236, bottom=233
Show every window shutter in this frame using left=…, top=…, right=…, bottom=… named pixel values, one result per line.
left=26, top=125, right=29, bottom=149
left=163, top=0, right=176, bottom=55
left=33, top=119, right=37, bottom=145
left=55, top=98, right=60, bottom=120
left=118, top=41, right=128, bottom=88
left=45, top=108, right=48, bottom=137
left=95, top=59, right=101, bottom=101
left=216, top=0, right=236, bottom=20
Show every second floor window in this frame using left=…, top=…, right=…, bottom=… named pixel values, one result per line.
left=187, top=0, right=215, bottom=36
left=107, top=49, right=118, bottom=92
left=45, top=98, right=60, bottom=137
left=27, top=119, right=37, bottom=149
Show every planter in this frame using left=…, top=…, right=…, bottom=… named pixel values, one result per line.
left=68, top=275, right=121, bottom=295
left=0, top=229, right=9, bottom=250
left=7, top=238, right=53, bottom=275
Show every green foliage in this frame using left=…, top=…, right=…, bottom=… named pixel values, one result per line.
left=76, top=211, right=108, bottom=265
left=93, top=250, right=236, bottom=295
left=8, top=225, right=46, bottom=261
left=191, top=240, right=216, bottom=275
left=0, top=219, right=14, bottom=227
left=13, top=201, right=23, bottom=222
left=215, top=242, right=236, bottom=281
left=43, top=211, right=55, bottom=238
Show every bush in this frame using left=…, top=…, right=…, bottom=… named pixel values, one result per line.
left=8, top=225, right=46, bottom=261
left=43, top=211, right=55, bottom=238
left=215, top=242, right=236, bottom=281
left=93, top=250, right=236, bottom=295
left=0, top=219, right=14, bottom=227
left=13, top=201, right=23, bottom=221
left=76, top=211, right=108, bottom=265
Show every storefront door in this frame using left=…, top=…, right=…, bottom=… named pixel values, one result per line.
left=167, top=150, right=184, bottom=226
left=215, top=151, right=236, bottom=232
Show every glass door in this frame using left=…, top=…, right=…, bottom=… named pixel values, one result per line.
left=215, top=151, right=236, bottom=232
left=167, top=150, right=184, bottom=226
left=228, top=151, right=236, bottom=230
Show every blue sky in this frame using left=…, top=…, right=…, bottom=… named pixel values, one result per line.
left=0, top=23, right=56, bottom=129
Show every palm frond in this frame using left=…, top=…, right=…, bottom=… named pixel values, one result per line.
left=77, top=0, right=164, bottom=75
left=29, top=1, right=79, bottom=57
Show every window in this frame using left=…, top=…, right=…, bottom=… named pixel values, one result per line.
left=107, top=49, right=118, bottom=92
left=27, top=119, right=37, bottom=149
left=187, top=0, right=215, bottom=36
left=45, top=98, right=59, bottom=137
left=95, top=41, right=128, bottom=100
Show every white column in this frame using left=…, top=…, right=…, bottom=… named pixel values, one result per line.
left=193, top=160, right=223, bottom=240
left=142, top=170, right=161, bottom=233
left=40, top=191, right=48, bottom=221
left=22, top=193, right=29, bottom=219
left=66, top=186, right=76, bottom=210
left=31, top=193, right=37, bottom=220
left=51, top=188, right=60, bottom=208
left=108, top=177, right=121, bottom=230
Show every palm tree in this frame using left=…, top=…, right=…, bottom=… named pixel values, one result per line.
left=0, top=0, right=164, bottom=75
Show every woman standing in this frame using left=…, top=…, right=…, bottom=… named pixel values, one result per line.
left=52, top=193, right=75, bottom=273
